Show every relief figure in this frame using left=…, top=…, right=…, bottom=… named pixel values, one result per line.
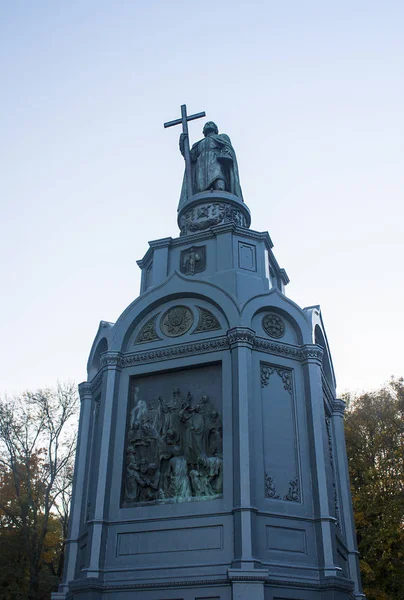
left=124, top=383, right=223, bottom=505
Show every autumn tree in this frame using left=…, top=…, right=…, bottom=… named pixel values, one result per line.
left=0, top=383, right=78, bottom=600
left=344, top=377, right=404, bottom=600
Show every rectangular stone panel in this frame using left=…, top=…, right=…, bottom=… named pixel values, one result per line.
left=123, top=364, right=223, bottom=506
left=266, top=525, right=306, bottom=554
left=261, top=363, right=300, bottom=502
left=117, top=525, right=223, bottom=556
left=238, top=241, right=256, bottom=271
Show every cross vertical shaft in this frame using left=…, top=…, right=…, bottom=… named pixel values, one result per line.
left=164, top=104, right=206, bottom=201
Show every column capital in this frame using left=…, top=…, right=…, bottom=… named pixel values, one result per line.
left=100, top=351, right=123, bottom=370
left=78, top=382, right=92, bottom=401
left=300, top=343, right=323, bottom=366
left=227, top=327, right=255, bottom=349
left=333, top=398, right=347, bottom=416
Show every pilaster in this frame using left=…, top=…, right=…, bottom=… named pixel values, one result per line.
left=84, top=353, right=122, bottom=579
left=301, top=349, right=341, bottom=578
left=332, top=399, right=366, bottom=599
left=227, top=327, right=258, bottom=569
left=53, top=383, right=93, bottom=598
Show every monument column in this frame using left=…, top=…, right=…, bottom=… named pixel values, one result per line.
left=302, top=349, right=340, bottom=577
left=227, top=327, right=267, bottom=600
left=84, top=353, right=122, bottom=579
left=332, top=399, right=366, bottom=598
left=55, top=383, right=93, bottom=598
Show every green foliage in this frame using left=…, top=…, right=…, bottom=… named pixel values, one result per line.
left=345, top=378, right=404, bottom=600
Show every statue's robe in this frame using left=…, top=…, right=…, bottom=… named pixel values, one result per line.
left=179, top=133, right=244, bottom=208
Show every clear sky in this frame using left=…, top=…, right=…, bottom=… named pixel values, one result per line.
left=1, top=1, right=403, bottom=396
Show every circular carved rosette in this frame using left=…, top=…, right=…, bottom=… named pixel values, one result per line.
left=262, top=313, right=285, bottom=339
left=160, top=306, right=194, bottom=337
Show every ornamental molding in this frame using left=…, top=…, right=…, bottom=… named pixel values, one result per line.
left=284, top=477, right=300, bottom=502
left=78, top=382, right=92, bottom=400
left=265, top=472, right=280, bottom=499
left=227, top=327, right=255, bottom=348
left=333, top=398, right=346, bottom=416
left=260, top=364, right=292, bottom=394
left=120, top=337, right=230, bottom=368
left=100, top=352, right=124, bottom=370
left=134, top=314, right=162, bottom=344
left=69, top=575, right=354, bottom=594
left=262, top=313, right=285, bottom=339
left=254, top=337, right=323, bottom=363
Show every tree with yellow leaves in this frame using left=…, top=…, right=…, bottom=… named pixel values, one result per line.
left=344, top=378, right=404, bottom=600
left=0, top=383, right=78, bottom=600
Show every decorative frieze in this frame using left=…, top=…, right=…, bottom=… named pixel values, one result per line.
left=121, top=337, right=230, bottom=368
left=179, top=202, right=248, bottom=237
left=254, top=337, right=323, bottom=363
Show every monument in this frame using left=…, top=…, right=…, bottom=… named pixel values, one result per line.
left=54, top=106, right=365, bottom=599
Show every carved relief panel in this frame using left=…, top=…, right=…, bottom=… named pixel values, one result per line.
left=122, top=364, right=223, bottom=506
left=261, top=363, right=300, bottom=502
left=134, top=305, right=222, bottom=346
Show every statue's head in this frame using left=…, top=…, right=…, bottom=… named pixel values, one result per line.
left=203, top=121, right=218, bottom=136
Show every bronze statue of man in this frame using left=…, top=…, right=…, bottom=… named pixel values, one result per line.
left=178, top=121, right=243, bottom=207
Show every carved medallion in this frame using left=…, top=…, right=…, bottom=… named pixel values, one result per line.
left=161, top=306, right=194, bottom=337
left=262, top=313, right=285, bottom=339
left=193, top=307, right=220, bottom=333
left=135, top=314, right=162, bottom=344
left=180, top=246, right=206, bottom=275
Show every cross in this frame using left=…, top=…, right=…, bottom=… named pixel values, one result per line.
left=164, top=104, right=206, bottom=200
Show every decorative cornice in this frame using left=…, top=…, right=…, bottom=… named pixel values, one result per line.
left=69, top=577, right=228, bottom=593
left=254, top=337, right=323, bottom=363
left=227, top=327, right=255, bottom=348
left=121, top=336, right=229, bottom=367
left=333, top=398, right=346, bottom=416
left=67, top=574, right=355, bottom=594
left=228, top=569, right=268, bottom=582
left=78, top=382, right=92, bottom=401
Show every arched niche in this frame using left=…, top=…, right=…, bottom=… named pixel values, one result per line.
left=122, top=296, right=229, bottom=352
left=252, top=306, right=304, bottom=346
left=88, top=337, right=108, bottom=380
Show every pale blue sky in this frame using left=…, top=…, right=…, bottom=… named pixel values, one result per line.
left=1, top=1, right=403, bottom=395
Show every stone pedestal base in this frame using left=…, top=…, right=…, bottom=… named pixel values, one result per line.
left=177, top=191, right=251, bottom=236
